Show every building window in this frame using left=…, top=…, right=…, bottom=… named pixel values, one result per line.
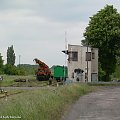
left=92, top=52, right=95, bottom=59
left=69, top=51, right=78, bottom=61
left=86, top=52, right=91, bottom=61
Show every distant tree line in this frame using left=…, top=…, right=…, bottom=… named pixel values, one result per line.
left=17, top=64, right=38, bottom=75
left=0, top=45, right=37, bottom=75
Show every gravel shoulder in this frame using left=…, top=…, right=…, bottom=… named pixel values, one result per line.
left=61, top=86, right=120, bottom=120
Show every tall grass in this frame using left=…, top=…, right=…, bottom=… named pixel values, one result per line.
left=0, top=83, right=95, bottom=120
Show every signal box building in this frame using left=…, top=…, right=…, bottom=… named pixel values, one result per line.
left=63, top=44, right=98, bottom=82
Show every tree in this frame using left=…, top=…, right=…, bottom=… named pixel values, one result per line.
left=116, top=56, right=120, bottom=66
left=83, top=5, right=120, bottom=81
left=81, top=39, right=87, bottom=46
left=7, top=45, right=16, bottom=66
left=0, top=53, right=4, bottom=74
left=4, top=64, right=25, bottom=75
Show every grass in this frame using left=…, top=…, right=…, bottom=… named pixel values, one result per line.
left=0, top=75, right=34, bottom=86
left=0, top=90, right=24, bottom=98
left=0, top=75, right=51, bottom=87
left=0, top=83, right=96, bottom=120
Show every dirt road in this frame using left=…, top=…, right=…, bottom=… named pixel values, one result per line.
left=61, top=87, right=120, bottom=120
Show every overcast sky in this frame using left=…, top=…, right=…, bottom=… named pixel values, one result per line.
left=0, top=0, right=119, bottom=67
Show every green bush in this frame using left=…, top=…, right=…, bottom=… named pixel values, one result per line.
left=4, top=64, right=25, bottom=75
left=98, top=63, right=105, bottom=81
left=112, top=65, right=120, bottom=79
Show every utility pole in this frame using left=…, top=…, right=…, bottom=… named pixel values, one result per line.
left=19, top=55, right=21, bottom=68
left=86, top=45, right=88, bottom=82
left=86, top=40, right=89, bottom=82
left=64, top=31, right=67, bottom=82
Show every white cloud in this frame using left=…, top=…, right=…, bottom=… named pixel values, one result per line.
left=0, top=0, right=120, bottom=67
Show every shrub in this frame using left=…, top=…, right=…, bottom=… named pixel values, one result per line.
left=4, top=64, right=25, bottom=75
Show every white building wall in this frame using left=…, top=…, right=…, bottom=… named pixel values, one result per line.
left=81, top=46, right=92, bottom=82
left=67, top=44, right=98, bottom=82
left=68, top=45, right=81, bottom=82
left=91, top=48, right=98, bottom=73
left=91, top=48, right=98, bottom=82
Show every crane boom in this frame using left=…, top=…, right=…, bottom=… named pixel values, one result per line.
left=33, top=58, right=49, bottom=68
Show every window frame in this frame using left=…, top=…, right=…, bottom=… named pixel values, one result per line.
left=69, top=51, right=78, bottom=61
left=86, top=52, right=91, bottom=61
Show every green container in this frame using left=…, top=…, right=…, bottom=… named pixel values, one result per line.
left=54, top=66, right=68, bottom=80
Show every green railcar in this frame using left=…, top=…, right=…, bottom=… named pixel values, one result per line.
left=51, top=65, right=68, bottom=81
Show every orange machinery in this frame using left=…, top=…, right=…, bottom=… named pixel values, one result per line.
left=33, top=58, right=51, bottom=81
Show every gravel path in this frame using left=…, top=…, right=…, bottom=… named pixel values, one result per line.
left=61, top=87, right=120, bottom=120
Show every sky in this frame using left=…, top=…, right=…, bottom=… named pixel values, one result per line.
left=0, top=0, right=120, bottom=67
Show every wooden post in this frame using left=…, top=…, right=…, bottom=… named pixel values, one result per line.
left=0, top=76, right=3, bottom=93
left=4, top=91, right=8, bottom=101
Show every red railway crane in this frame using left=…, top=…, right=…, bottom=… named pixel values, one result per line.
left=33, top=58, right=51, bottom=81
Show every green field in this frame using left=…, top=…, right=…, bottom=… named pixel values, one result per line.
left=0, top=83, right=95, bottom=120
left=0, top=75, right=51, bottom=87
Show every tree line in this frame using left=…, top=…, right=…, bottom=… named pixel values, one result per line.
left=0, top=45, right=36, bottom=75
